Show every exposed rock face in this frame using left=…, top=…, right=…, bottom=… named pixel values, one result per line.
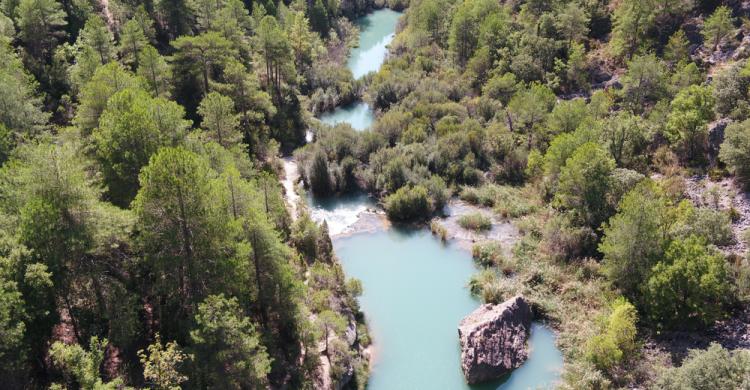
left=458, top=295, right=532, bottom=384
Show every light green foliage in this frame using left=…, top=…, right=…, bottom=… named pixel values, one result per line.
left=554, top=142, right=615, bottom=228
left=374, top=109, right=412, bottom=146
left=75, top=62, right=140, bottom=133
left=0, top=257, right=26, bottom=376
left=68, top=16, right=116, bottom=90
left=131, top=5, right=156, bottom=41
left=3, top=140, right=102, bottom=270
left=543, top=126, right=599, bottom=186
left=138, top=334, right=190, bottom=390
left=119, top=18, right=149, bottom=68
left=458, top=212, right=492, bottom=231
left=50, top=337, right=123, bottom=390
left=133, top=147, right=241, bottom=321
left=410, top=0, right=452, bottom=43
left=720, top=118, right=750, bottom=188
left=620, top=54, right=668, bottom=111
left=317, top=309, right=347, bottom=356
left=291, top=211, right=321, bottom=261
left=287, top=11, right=316, bottom=69
left=600, top=111, right=648, bottom=168
left=586, top=298, right=638, bottom=371
left=190, top=294, right=271, bottom=388
left=384, top=185, right=431, bottom=221
left=671, top=202, right=733, bottom=247
left=471, top=242, right=504, bottom=267
left=255, top=16, right=295, bottom=99
left=0, top=41, right=48, bottom=136
left=670, top=61, right=704, bottom=92
left=78, top=16, right=115, bottom=65
left=187, top=0, right=227, bottom=32
left=559, top=41, right=590, bottom=92
left=15, top=0, right=66, bottom=57
left=652, top=343, right=750, bottom=389
left=482, top=73, right=518, bottom=104
left=554, top=2, right=589, bottom=47
left=93, top=87, right=190, bottom=206
left=547, top=98, right=590, bottom=136
left=215, top=60, right=275, bottom=133
left=137, top=45, right=171, bottom=97
left=449, top=0, right=499, bottom=67
left=702, top=6, right=735, bottom=50
left=171, top=32, right=237, bottom=95
left=448, top=1, right=476, bottom=67
left=0, top=12, right=13, bottom=39
left=600, top=181, right=671, bottom=298
left=713, top=63, right=749, bottom=118
left=198, top=92, right=242, bottom=148
left=610, top=0, right=655, bottom=59
left=505, top=82, right=556, bottom=148
left=664, top=29, right=690, bottom=64
left=644, top=236, right=729, bottom=329
left=666, top=84, right=714, bottom=161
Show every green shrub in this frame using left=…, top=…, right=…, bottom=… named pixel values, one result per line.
left=720, top=119, right=750, bottom=188
left=652, top=344, right=750, bottom=390
left=672, top=205, right=734, bottom=247
left=384, top=185, right=431, bottom=221
left=643, top=236, right=730, bottom=330
left=462, top=184, right=539, bottom=218
left=430, top=220, right=447, bottom=242
left=468, top=268, right=498, bottom=296
left=585, top=298, right=638, bottom=372
left=458, top=212, right=492, bottom=231
left=308, top=148, right=333, bottom=196
left=471, top=242, right=504, bottom=267
left=460, top=185, right=499, bottom=207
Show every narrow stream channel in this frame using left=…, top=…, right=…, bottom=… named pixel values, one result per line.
left=309, top=8, right=563, bottom=389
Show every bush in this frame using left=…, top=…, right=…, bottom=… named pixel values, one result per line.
left=430, top=220, right=447, bottom=242
left=652, top=344, right=750, bottom=390
left=458, top=212, right=492, bottom=231
left=422, top=175, right=449, bottom=212
left=460, top=184, right=538, bottom=218
left=308, top=148, right=333, bottom=196
left=720, top=119, right=750, bottom=188
left=384, top=185, right=431, bottom=221
left=585, top=298, right=638, bottom=372
left=471, top=242, right=505, bottom=267
left=468, top=268, right=516, bottom=305
left=643, top=236, right=730, bottom=330
left=460, top=185, right=498, bottom=207
left=672, top=205, right=733, bottom=247
left=468, top=268, right=498, bottom=296
left=541, top=214, right=597, bottom=262
left=554, top=143, right=615, bottom=228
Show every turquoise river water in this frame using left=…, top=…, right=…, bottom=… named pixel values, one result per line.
left=310, top=8, right=564, bottom=390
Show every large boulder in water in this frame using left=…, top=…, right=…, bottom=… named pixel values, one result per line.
left=458, top=295, right=532, bottom=384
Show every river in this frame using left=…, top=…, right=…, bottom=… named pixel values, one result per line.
left=308, top=8, right=563, bottom=390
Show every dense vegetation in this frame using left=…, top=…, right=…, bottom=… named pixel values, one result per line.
left=2, top=0, right=750, bottom=387
left=295, top=0, right=750, bottom=387
left=0, top=0, right=382, bottom=387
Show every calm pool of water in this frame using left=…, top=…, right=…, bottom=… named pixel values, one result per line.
left=319, top=101, right=374, bottom=131
left=348, top=8, right=401, bottom=79
left=334, top=228, right=563, bottom=390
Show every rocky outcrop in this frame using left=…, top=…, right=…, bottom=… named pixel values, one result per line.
left=458, top=295, right=532, bottom=384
